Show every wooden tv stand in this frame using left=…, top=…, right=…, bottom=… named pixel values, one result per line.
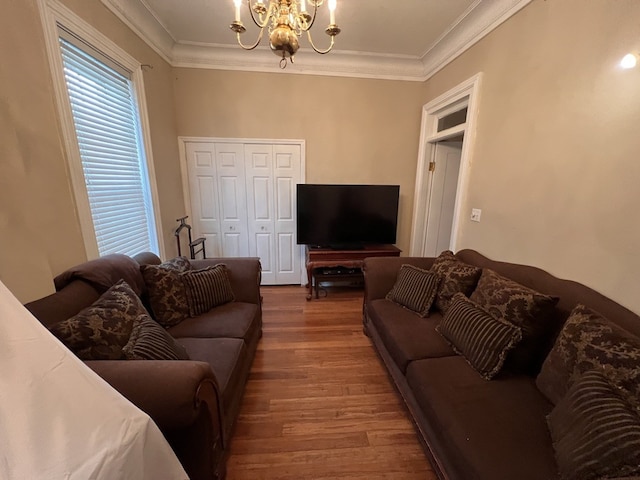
left=305, top=245, right=401, bottom=300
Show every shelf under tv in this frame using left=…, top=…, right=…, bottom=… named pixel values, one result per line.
left=304, top=244, right=401, bottom=300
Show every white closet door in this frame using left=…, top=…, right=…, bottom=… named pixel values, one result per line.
left=272, top=144, right=302, bottom=284
left=185, top=140, right=302, bottom=285
left=244, top=144, right=277, bottom=284
left=184, top=143, right=222, bottom=256
left=213, top=143, right=250, bottom=257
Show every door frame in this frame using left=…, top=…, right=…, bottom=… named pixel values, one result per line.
left=409, top=73, right=483, bottom=256
left=178, top=137, right=307, bottom=284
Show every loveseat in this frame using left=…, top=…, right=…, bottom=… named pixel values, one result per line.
left=363, top=249, right=640, bottom=480
left=25, top=252, right=262, bottom=480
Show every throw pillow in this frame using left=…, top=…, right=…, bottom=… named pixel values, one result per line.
left=436, top=293, right=522, bottom=380
left=123, top=314, right=190, bottom=361
left=547, top=370, right=640, bottom=480
left=140, top=256, right=192, bottom=327
left=180, top=264, right=235, bottom=317
left=386, top=264, right=440, bottom=317
left=536, top=304, right=640, bottom=409
left=49, top=280, right=144, bottom=360
left=469, top=268, right=559, bottom=373
left=429, top=250, right=482, bottom=315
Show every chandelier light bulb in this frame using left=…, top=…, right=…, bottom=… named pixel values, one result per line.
left=233, top=0, right=241, bottom=22
left=328, top=0, right=336, bottom=24
left=620, top=53, right=637, bottom=69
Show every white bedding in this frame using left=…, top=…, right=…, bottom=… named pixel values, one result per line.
left=0, top=280, right=188, bottom=480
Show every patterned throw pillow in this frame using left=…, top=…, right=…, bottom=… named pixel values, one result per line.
left=436, top=293, right=522, bottom=380
left=180, top=264, right=235, bottom=317
left=140, top=256, right=192, bottom=327
left=469, top=268, right=559, bottom=372
left=537, top=304, right=640, bottom=409
left=386, top=264, right=440, bottom=317
left=123, top=314, right=190, bottom=360
left=429, top=250, right=482, bottom=315
left=49, top=280, right=144, bottom=360
left=547, top=370, right=640, bottom=480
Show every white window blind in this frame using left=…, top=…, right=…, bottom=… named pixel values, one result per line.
left=58, top=29, right=158, bottom=257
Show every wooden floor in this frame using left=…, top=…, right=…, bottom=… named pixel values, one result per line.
left=226, top=285, right=437, bottom=480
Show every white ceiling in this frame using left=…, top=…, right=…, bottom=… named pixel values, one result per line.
left=101, top=0, right=532, bottom=80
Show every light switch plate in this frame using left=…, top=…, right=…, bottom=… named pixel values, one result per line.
left=471, top=208, right=482, bottom=222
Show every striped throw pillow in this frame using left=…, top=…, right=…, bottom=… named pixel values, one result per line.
left=548, top=370, right=640, bottom=480
left=436, top=293, right=522, bottom=380
left=181, top=264, right=235, bottom=317
left=386, top=264, right=440, bottom=317
left=123, top=314, right=189, bottom=360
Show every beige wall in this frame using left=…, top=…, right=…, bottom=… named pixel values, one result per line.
left=172, top=69, right=424, bottom=255
left=0, top=0, right=181, bottom=302
left=422, top=0, right=640, bottom=312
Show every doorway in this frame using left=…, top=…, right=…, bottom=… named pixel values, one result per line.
left=423, top=136, right=463, bottom=257
left=410, top=73, right=482, bottom=256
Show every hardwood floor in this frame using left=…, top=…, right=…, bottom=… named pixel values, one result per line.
left=226, top=285, right=437, bottom=480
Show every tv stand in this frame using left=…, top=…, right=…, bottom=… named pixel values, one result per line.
left=305, top=244, right=401, bottom=300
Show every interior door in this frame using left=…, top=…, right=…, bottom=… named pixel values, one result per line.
left=423, top=140, right=463, bottom=256
left=244, top=144, right=277, bottom=283
left=272, top=144, right=302, bottom=284
left=213, top=143, right=250, bottom=257
left=184, top=142, right=222, bottom=256
left=244, top=144, right=302, bottom=285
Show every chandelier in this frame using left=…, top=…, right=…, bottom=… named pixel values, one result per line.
left=230, top=0, right=341, bottom=69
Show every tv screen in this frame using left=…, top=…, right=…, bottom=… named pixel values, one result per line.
left=296, top=184, right=399, bottom=248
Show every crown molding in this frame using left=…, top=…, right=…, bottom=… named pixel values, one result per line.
left=99, top=0, right=174, bottom=63
left=172, top=42, right=426, bottom=81
left=100, top=0, right=532, bottom=82
left=419, top=0, right=532, bottom=81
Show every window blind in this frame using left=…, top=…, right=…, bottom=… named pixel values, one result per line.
left=58, top=29, right=158, bottom=257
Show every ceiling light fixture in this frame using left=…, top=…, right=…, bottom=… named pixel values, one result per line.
left=620, top=53, right=638, bottom=69
left=230, top=0, right=340, bottom=69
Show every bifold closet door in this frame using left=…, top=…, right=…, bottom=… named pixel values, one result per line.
left=184, top=142, right=249, bottom=258
left=185, top=141, right=302, bottom=285
left=244, top=144, right=301, bottom=285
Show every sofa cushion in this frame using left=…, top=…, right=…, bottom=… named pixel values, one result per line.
left=368, top=299, right=455, bottom=373
left=167, top=302, right=260, bottom=344
left=547, top=370, right=640, bottom=480
left=430, top=250, right=482, bottom=314
left=385, top=264, right=439, bottom=317
left=470, top=268, right=559, bottom=373
left=49, top=280, right=142, bottom=360
left=140, top=256, right=192, bottom=327
left=123, top=315, right=190, bottom=361
left=181, top=264, right=235, bottom=317
left=437, top=293, right=522, bottom=380
left=178, top=336, right=248, bottom=430
left=537, top=304, right=640, bottom=409
left=406, top=356, right=558, bottom=480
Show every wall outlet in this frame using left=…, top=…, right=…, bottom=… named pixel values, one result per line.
left=471, top=208, right=482, bottom=222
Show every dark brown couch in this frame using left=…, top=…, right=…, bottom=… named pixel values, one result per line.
left=25, top=252, right=262, bottom=480
left=363, top=249, right=640, bottom=480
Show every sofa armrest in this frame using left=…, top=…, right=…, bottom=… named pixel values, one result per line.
left=85, top=360, right=222, bottom=431
left=190, top=257, right=261, bottom=305
left=363, top=256, right=436, bottom=301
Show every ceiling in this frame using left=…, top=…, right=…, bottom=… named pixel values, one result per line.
left=101, top=0, right=532, bottom=80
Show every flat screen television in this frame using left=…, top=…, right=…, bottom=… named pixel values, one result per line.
left=296, top=184, right=400, bottom=248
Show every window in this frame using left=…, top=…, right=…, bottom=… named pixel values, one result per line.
left=57, top=27, right=159, bottom=257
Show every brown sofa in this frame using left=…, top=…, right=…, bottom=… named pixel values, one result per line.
left=25, top=252, right=262, bottom=480
left=363, top=249, right=640, bottom=480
